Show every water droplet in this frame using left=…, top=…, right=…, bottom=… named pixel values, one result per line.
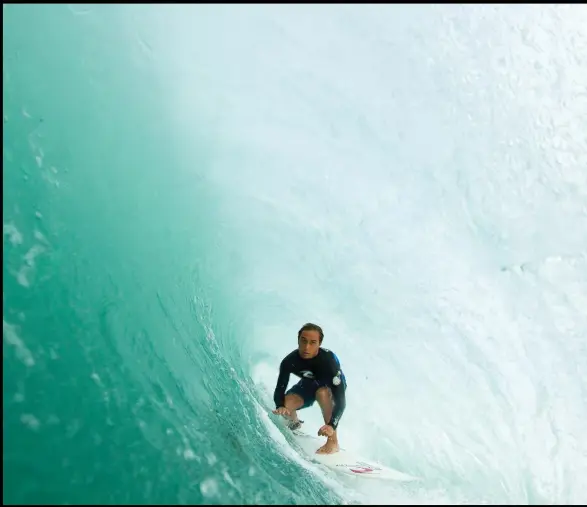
left=183, top=448, right=197, bottom=460
left=21, top=413, right=40, bottom=431
left=200, top=477, right=218, bottom=497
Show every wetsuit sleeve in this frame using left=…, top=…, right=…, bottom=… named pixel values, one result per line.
left=323, top=353, right=346, bottom=430
left=273, top=358, right=291, bottom=409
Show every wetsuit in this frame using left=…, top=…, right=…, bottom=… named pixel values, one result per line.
left=273, top=347, right=347, bottom=430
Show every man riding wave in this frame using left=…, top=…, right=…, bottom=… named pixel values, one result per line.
left=272, top=323, right=347, bottom=454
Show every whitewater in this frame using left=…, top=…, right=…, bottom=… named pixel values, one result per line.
left=3, top=4, right=587, bottom=505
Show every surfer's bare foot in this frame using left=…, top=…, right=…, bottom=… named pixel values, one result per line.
left=316, top=438, right=339, bottom=454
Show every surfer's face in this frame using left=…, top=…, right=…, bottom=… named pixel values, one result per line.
left=298, top=330, right=321, bottom=359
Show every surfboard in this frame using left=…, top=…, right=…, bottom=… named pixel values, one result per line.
left=288, top=427, right=418, bottom=481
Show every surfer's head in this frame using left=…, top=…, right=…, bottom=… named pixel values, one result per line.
left=297, top=322, right=323, bottom=359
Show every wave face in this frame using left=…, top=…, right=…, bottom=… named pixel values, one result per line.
left=3, top=4, right=587, bottom=505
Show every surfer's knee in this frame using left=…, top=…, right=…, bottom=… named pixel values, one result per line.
left=284, top=393, right=304, bottom=410
left=315, top=386, right=332, bottom=402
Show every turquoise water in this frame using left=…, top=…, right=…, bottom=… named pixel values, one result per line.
left=3, top=4, right=587, bottom=505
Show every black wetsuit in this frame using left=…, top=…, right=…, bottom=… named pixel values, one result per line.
left=273, top=347, right=347, bottom=430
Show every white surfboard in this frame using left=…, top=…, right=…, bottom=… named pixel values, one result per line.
left=288, top=427, right=418, bottom=482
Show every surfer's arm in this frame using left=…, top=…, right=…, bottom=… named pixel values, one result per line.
left=324, top=353, right=346, bottom=430
left=273, top=360, right=290, bottom=408
left=328, top=383, right=346, bottom=430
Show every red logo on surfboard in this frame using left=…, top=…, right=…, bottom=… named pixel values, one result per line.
left=350, top=466, right=374, bottom=474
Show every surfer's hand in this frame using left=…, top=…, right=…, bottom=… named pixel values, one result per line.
left=273, top=407, right=290, bottom=417
left=318, top=424, right=334, bottom=437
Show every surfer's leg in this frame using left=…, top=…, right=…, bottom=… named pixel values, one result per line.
left=315, top=387, right=339, bottom=453
left=283, top=394, right=304, bottom=430
left=284, top=381, right=312, bottom=429
left=284, top=393, right=304, bottom=417
left=315, top=387, right=334, bottom=424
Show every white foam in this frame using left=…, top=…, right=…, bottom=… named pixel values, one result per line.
left=3, top=319, right=35, bottom=367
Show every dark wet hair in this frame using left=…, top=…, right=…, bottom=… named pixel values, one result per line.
left=298, top=322, right=324, bottom=344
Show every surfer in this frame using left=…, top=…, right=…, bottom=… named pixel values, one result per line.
left=272, top=323, right=347, bottom=454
